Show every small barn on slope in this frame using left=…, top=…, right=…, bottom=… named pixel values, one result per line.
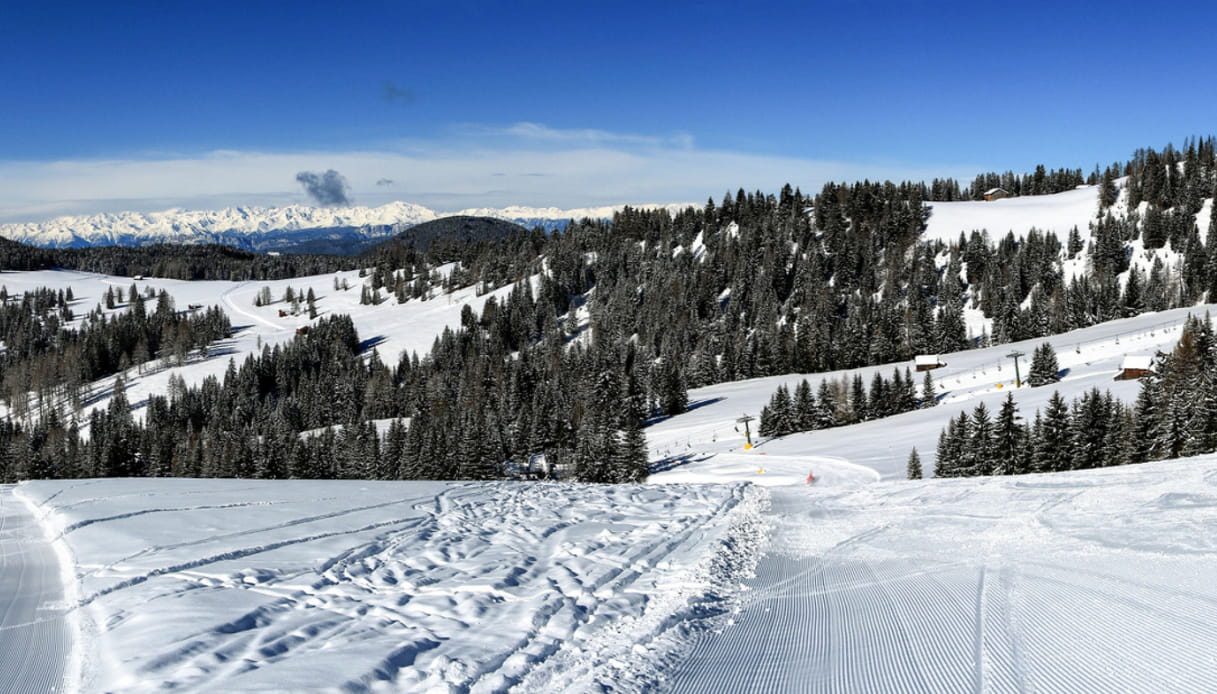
left=984, top=187, right=1009, bottom=201
left=915, top=355, right=946, bottom=372
left=1115, top=355, right=1154, bottom=381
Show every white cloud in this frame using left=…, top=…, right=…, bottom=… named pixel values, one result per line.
left=492, top=122, right=696, bottom=150
left=0, top=124, right=979, bottom=223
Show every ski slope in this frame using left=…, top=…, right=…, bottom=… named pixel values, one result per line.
left=6, top=186, right=1217, bottom=692
left=0, top=486, right=73, bottom=694
left=663, top=456, right=1217, bottom=693
left=16, top=478, right=764, bottom=693
left=17, top=456, right=1217, bottom=692
left=649, top=304, right=1214, bottom=482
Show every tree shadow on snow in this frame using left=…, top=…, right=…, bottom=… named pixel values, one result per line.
left=650, top=452, right=716, bottom=475
left=643, top=397, right=725, bottom=427
left=359, top=335, right=387, bottom=354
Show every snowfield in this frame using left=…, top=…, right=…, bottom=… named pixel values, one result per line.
left=922, top=184, right=1100, bottom=243
left=17, top=457, right=1217, bottom=692
left=15, top=479, right=765, bottom=693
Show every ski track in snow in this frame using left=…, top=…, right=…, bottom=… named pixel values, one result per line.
left=222, top=281, right=290, bottom=332
left=0, top=485, right=71, bottom=694
left=19, top=478, right=762, bottom=693
left=663, top=459, right=1217, bottom=693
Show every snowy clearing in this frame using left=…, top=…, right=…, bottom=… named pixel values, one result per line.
left=922, top=184, right=1099, bottom=243
left=17, top=456, right=1217, bottom=693
left=17, top=478, right=765, bottom=693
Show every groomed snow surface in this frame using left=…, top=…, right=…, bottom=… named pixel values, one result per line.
left=667, top=457, right=1217, bottom=693
left=16, top=479, right=765, bottom=693
left=0, top=486, right=73, bottom=694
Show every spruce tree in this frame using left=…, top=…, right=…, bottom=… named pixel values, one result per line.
left=968, top=401, right=996, bottom=476
left=1027, top=343, right=1061, bottom=387
left=617, top=417, right=649, bottom=483
left=920, top=370, right=937, bottom=407
left=814, top=380, right=838, bottom=429
left=906, top=447, right=923, bottom=480
left=849, top=375, right=868, bottom=423
left=1035, top=391, right=1072, bottom=472
left=994, top=393, right=1025, bottom=474
left=793, top=379, right=815, bottom=431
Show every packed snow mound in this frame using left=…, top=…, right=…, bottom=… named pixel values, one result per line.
left=18, top=478, right=766, bottom=693
left=923, top=185, right=1100, bottom=242
left=665, top=455, right=1217, bottom=692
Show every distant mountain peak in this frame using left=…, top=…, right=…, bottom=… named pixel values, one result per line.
left=0, top=201, right=694, bottom=251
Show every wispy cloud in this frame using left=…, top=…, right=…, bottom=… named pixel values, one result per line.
left=0, top=123, right=979, bottom=223
left=490, top=122, right=696, bottom=150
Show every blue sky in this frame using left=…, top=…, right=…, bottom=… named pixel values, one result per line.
left=3, top=0, right=1216, bottom=221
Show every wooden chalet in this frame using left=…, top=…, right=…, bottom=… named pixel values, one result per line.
left=1115, top=355, right=1153, bottom=381
left=914, top=355, right=946, bottom=372
left=983, top=187, right=1009, bottom=201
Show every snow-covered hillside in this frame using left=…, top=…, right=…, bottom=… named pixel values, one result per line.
left=15, top=478, right=764, bottom=693
left=649, top=305, right=1211, bottom=483
left=0, top=266, right=1209, bottom=481
left=0, top=201, right=693, bottom=250
left=0, top=267, right=554, bottom=423
left=0, top=267, right=547, bottom=432
left=923, top=184, right=1100, bottom=242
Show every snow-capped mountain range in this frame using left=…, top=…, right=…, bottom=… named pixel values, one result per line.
left=0, top=201, right=693, bottom=252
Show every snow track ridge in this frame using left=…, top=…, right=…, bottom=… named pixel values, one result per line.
left=513, top=483, right=771, bottom=694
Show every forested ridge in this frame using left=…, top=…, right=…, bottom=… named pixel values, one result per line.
left=3, top=138, right=1217, bottom=483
